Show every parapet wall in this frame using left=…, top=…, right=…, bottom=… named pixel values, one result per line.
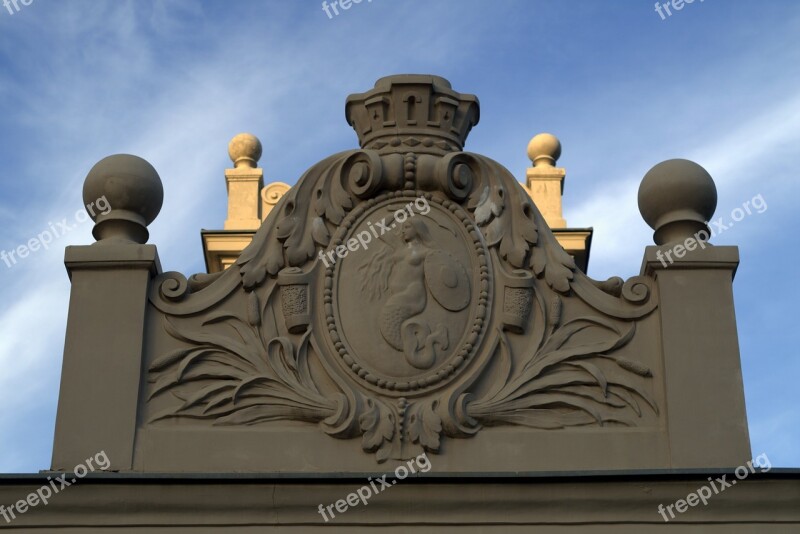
left=51, top=75, right=750, bottom=474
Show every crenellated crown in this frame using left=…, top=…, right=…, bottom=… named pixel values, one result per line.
left=345, top=74, right=480, bottom=155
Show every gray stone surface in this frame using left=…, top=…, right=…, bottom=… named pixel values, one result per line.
left=50, top=75, right=750, bottom=476
left=0, top=471, right=798, bottom=531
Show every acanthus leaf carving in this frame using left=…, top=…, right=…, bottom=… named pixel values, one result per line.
left=467, top=155, right=576, bottom=295
left=359, top=398, right=395, bottom=462
left=407, top=400, right=443, bottom=452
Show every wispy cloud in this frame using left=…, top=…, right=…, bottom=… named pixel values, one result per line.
left=569, top=90, right=800, bottom=278
left=0, top=0, right=797, bottom=471
left=0, top=0, right=502, bottom=471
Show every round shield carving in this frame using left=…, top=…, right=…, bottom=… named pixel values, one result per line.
left=425, top=250, right=471, bottom=311
left=323, top=191, right=491, bottom=396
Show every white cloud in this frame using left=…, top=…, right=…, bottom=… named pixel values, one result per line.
left=568, top=91, right=800, bottom=280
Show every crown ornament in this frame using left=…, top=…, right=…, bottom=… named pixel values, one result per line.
left=345, top=74, right=480, bottom=155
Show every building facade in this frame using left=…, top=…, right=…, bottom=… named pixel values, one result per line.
left=1, top=74, right=797, bottom=532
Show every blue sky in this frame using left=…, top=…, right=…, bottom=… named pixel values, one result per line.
left=0, top=0, right=797, bottom=472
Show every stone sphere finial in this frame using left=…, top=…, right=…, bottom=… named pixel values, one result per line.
left=83, top=154, right=164, bottom=244
left=228, top=133, right=262, bottom=169
left=638, top=159, right=717, bottom=246
left=527, top=133, right=561, bottom=167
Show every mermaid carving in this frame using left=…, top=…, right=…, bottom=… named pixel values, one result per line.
left=359, top=216, right=471, bottom=370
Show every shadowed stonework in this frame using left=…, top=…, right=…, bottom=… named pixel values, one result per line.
left=152, top=75, right=661, bottom=467
left=7, top=74, right=792, bottom=531
left=48, top=75, right=752, bottom=473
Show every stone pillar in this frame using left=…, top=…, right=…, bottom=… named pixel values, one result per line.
left=525, top=133, right=567, bottom=228
left=639, top=159, right=751, bottom=468
left=523, top=133, right=592, bottom=272
left=224, top=133, right=264, bottom=230
left=52, top=154, right=163, bottom=472
left=203, top=133, right=292, bottom=273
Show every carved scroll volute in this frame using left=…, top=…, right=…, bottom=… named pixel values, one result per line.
left=414, top=152, right=477, bottom=201
left=277, top=267, right=314, bottom=334
left=499, top=269, right=535, bottom=334
left=342, top=150, right=397, bottom=199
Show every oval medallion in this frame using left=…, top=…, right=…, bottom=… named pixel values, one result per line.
left=324, top=191, right=490, bottom=395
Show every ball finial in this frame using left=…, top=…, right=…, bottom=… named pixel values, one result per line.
left=638, top=159, right=717, bottom=246
left=83, top=154, right=164, bottom=244
left=228, top=133, right=262, bottom=168
left=527, top=133, right=562, bottom=167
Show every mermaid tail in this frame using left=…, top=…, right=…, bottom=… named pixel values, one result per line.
left=402, top=323, right=448, bottom=370
left=379, top=296, right=424, bottom=350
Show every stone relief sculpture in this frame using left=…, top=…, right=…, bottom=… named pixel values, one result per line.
left=360, top=216, right=469, bottom=370
left=147, top=75, right=658, bottom=462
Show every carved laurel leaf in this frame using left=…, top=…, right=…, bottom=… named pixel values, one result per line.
left=467, top=315, right=656, bottom=428
left=149, top=309, right=337, bottom=426
left=499, top=227, right=532, bottom=267
left=456, top=170, right=574, bottom=295
left=176, top=382, right=237, bottom=412
left=530, top=241, right=575, bottom=294
left=480, top=408, right=597, bottom=429
left=266, top=337, right=299, bottom=385
left=469, top=157, right=539, bottom=269
left=407, top=400, right=443, bottom=452
left=359, top=399, right=395, bottom=453
left=480, top=330, right=513, bottom=405
left=149, top=382, right=238, bottom=422
left=558, top=385, right=627, bottom=409
left=474, top=185, right=503, bottom=226
left=547, top=294, right=563, bottom=331
left=237, top=151, right=354, bottom=289
left=313, top=158, right=354, bottom=225
left=284, top=225, right=317, bottom=267
left=163, top=316, right=270, bottom=375
left=507, top=392, right=607, bottom=423
left=566, top=361, right=608, bottom=397
left=242, top=262, right=270, bottom=289
left=608, top=386, right=641, bottom=416
left=150, top=361, right=245, bottom=401
left=608, top=383, right=659, bottom=415
left=483, top=216, right=504, bottom=247
left=294, top=329, right=320, bottom=394
left=215, top=404, right=313, bottom=426
left=311, top=216, right=331, bottom=247
left=274, top=209, right=298, bottom=241
left=500, top=197, right=538, bottom=266
left=149, top=346, right=202, bottom=373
